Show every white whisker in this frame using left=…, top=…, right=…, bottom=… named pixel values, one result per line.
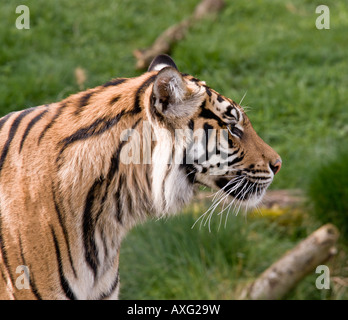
left=192, top=175, right=245, bottom=231
left=239, top=91, right=247, bottom=105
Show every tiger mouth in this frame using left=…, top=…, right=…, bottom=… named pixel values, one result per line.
left=215, top=176, right=270, bottom=202
left=191, top=174, right=271, bottom=230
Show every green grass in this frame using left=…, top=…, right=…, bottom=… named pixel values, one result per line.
left=1, top=0, right=348, bottom=299
left=119, top=210, right=289, bottom=300
left=120, top=201, right=347, bottom=300
left=307, top=150, right=348, bottom=241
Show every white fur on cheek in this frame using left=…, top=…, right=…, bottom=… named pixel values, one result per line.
left=164, top=149, right=193, bottom=214
left=151, top=127, right=194, bottom=216
left=151, top=127, right=173, bottom=214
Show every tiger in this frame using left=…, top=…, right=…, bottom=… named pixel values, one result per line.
left=0, top=54, right=281, bottom=300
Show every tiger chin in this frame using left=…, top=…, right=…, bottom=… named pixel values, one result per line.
left=0, top=54, right=281, bottom=300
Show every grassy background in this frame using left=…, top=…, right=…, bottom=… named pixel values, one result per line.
left=120, top=202, right=347, bottom=300
left=1, top=0, right=347, bottom=299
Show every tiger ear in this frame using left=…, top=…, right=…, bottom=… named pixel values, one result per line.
left=151, top=67, right=192, bottom=118
left=150, top=56, right=205, bottom=120
left=148, top=54, right=178, bottom=72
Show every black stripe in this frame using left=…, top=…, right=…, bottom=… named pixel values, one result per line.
left=183, top=164, right=197, bottom=184
left=227, top=148, right=239, bottom=157
left=190, top=77, right=201, bottom=83
left=100, top=228, right=110, bottom=264
left=180, top=150, right=197, bottom=185
left=0, top=264, right=8, bottom=287
left=230, top=126, right=243, bottom=139
left=203, top=123, right=214, bottom=161
left=103, top=78, right=127, bottom=88
left=204, top=86, right=212, bottom=97
left=0, top=113, right=14, bottom=132
left=52, top=185, right=77, bottom=278
left=188, top=119, right=194, bottom=131
left=160, top=98, right=169, bottom=112
left=50, top=226, right=77, bottom=300
left=57, top=110, right=126, bottom=162
left=123, top=174, right=134, bottom=217
left=74, top=91, right=95, bottom=115
left=83, top=178, right=104, bottom=278
left=217, top=95, right=224, bottom=103
left=114, top=175, right=123, bottom=224
left=109, top=95, right=120, bottom=106
left=145, top=168, right=152, bottom=193
left=134, top=75, right=156, bottom=114
left=248, top=169, right=269, bottom=174
left=228, top=154, right=245, bottom=166
left=0, top=210, right=16, bottom=291
left=93, top=181, right=110, bottom=262
left=79, top=91, right=94, bottom=108
left=98, top=270, right=119, bottom=300
left=199, top=101, right=225, bottom=127
left=18, top=235, right=42, bottom=300
left=227, top=133, right=235, bottom=148
left=38, top=103, right=67, bottom=145
left=216, top=177, right=232, bottom=191
left=248, top=175, right=270, bottom=181
left=0, top=108, right=36, bottom=174
left=150, top=96, right=166, bottom=123
left=19, top=108, right=49, bottom=153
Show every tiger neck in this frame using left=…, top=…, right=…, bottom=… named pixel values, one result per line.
left=55, top=113, right=196, bottom=295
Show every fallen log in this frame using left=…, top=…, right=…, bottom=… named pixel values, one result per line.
left=239, top=223, right=339, bottom=300
left=133, top=0, right=225, bottom=70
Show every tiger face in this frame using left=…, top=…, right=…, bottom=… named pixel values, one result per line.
left=147, top=55, right=281, bottom=214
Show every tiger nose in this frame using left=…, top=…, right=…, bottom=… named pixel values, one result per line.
left=269, top=159, right=282, bottom=175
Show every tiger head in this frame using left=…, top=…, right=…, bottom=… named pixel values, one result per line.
left=146, top=55, right=281, bottom=215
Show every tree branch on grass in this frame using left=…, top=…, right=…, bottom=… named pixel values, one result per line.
left=133, top=0, right=225, bottom=70
left=239, top=223, right=339, bottom=300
